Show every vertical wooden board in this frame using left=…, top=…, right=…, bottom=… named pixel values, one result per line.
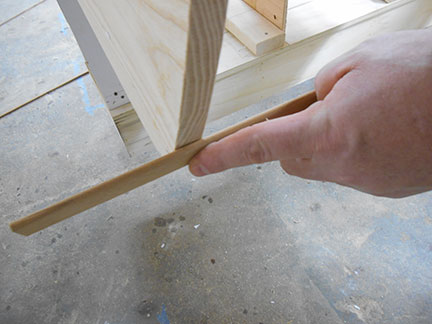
left=78, top=0, right=190, bottom=154
left=243, top=0, right=288, bottom=30
left=176, top=0, right=228, bottom=148
left=78, top=0, right=227, bottom=154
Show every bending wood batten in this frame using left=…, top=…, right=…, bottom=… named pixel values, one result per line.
left=208, top=0, right=432, bottom=122
left=9, top=91, right=317, bottom=236
left=175, top=0, right=228, bottom=148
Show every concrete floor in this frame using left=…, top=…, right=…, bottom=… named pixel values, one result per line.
left=1, top=1, right=432, bottom=323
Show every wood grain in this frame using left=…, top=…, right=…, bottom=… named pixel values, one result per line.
left=226, top=0, right=285, bottom=56
left=10, top=91, right=317, bottom=236
left=176, top=0, right=228, bottom=148
left=106, top=0, right=432, bottom=156
left=210, top=0, right=432, bottom=121
left=243, top=0, right=288, bottom=30
left=78, top=0, right=227, bottom=154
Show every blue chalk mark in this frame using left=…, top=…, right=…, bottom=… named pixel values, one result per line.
left=73, top=61, right=81, bottom=75
left=76, top=76, right=104, bottom=115
left=157, top=304, right=170, bottom=324
left=58, top=13, right=69, bottom=35
left=73, top=62, right=104, bottom=115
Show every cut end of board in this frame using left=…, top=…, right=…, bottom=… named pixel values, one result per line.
left=9, top=221, right=33, bottom=236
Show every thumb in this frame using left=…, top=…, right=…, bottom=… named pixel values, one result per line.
left=315, top=51, right=357, bottom=100
left=189, top=101, right=326, bottom=176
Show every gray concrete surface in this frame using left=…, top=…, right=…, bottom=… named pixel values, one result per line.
left=0, top=0, right=87, bottom=117
left=1, top=1, right=432, bottom=324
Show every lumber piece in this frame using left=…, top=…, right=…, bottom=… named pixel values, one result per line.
left=226, top=0, right=285, bottom=56
left=77, top=0, right=227, bottom=154
left=243, top=0, right=288, bottom=30
left=105, top=0, right=432, bottom=156
left=10, top=91, right=317, bottom=236
left=210, top=0, right=432, bottom=121
left=175, top=0, right=228, bottom=149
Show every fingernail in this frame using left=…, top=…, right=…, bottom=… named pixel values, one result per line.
left=190, top=162, right=210, bottom=177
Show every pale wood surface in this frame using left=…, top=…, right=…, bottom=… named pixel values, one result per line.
left=243, top=0, right=288, bottom=30
left=226, top=0, right=285, bottom=56
left=285, top=0, right=386, bottom=44
left=108, top=0, right=432, bottom=155
left=78, top=0, right=227, bottom=154
left=211, top=0, right=432, bottom=121
left=217, top=0, right=391, bottom=75
left=9, top=91, right=317, bottom=236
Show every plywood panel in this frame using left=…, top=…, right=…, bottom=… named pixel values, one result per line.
left=78, top=0, right=227, bottom=154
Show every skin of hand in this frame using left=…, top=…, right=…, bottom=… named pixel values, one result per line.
left=189, top=29, right=432, bottom=198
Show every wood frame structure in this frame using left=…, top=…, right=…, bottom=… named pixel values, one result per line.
left=10, top=0, right=432, bottom=235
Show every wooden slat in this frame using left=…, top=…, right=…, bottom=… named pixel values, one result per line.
left=226, top=0, right=285, bottom=56
left=9, top=91, right=317, bottom=236
left=176, top=0, right=228, bottom=148
left=210, top=0, right=432, bottom=121
left=243, top=0, right=288, bottom=30
left=77, top=0, right=227, bottom=154
left=107, top=0, right=432, bottom=157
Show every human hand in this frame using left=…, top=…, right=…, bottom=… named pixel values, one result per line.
left=189, top=29, right=432, bottom=197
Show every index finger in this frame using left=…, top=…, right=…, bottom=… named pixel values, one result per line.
left=189, top=101, right=325, bottom=176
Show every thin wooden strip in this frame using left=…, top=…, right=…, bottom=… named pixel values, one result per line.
left=0, top=71, right=89, bottom=119
left=9, top=91, right=317, bottom=236
left=0, top=0, right=47, bottom=27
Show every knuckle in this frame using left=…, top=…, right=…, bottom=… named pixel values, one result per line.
left=243, top=131, right=272, bottom=164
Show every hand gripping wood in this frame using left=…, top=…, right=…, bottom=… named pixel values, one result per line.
left=10, top=91, right=317, bottom=236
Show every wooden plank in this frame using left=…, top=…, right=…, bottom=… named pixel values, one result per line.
left=226, top=0, right=285, bottom=56
left=77, top=0, right=227, bottom=154
left=243, top=0, right=288, bottom=30
left=175, top=0, right=228, bottom=148
left=285, top=0, right=386, bottom=44
left=218, top=0, right=392, bottom=75
left=9, top=91, right=317, bottom=236
left=109, top=0, right=432, bottom=156
left=209, top=0, right=432, bottom=121
left=218, top=0, right=387, bottom=74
